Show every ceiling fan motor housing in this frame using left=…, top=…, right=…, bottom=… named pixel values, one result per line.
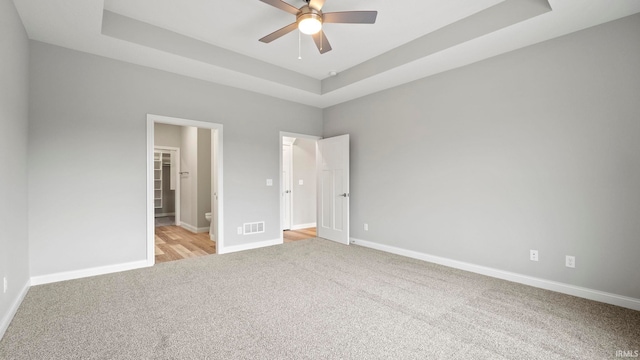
left=297, top=6, right=323, bottom=23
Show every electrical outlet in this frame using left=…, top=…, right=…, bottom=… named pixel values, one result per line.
left=566, top=255, right=575, bottom=268
left=364, top=223, right=369, bottom=231
left=3, top=277, right=7, bottom=294
left=237, top=226, right=243, bottom=235
left=530, top=250, right=538, bottom=262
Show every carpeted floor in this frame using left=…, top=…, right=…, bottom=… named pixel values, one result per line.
left=1, top=238, right=638, bottom=359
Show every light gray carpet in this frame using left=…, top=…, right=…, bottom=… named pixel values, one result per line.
left=1, top=239, right=638, bottom=359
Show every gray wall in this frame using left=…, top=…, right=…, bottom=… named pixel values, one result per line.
left=180, top=126, right=198, bottom=229
left=154, top=123, right=181, bottom=148
left=292, top=138, right=316, bottom=226
left=0, top=0, right=30, bottom=332
left=197, top=128, right=211, bottom=229
left=28, top=41, right=322, bottom=277
left=324, top=14, right=640, bottom=299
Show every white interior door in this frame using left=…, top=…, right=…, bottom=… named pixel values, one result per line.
left=282, top=145, right=292, bottom=230
left=317, top=134, right=349, bottom=245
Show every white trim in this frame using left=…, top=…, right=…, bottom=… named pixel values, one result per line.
left=147, top=114, right=224, bottom=259
left=350, top=237, right=640, bottom=312
left=179, top=222, right=197, bottom=233
left=179, top=222, right=210, bottom=233
left=154, top=212, right=176, bottom=218
left=0, top=279, right=30, bottom=340
left=30, top=260, right=150, bottom=286
left=282, top=136, right=297, bottom=146
left=146, top=118, right=155, bottom=266
left=217, top=238, right=280, bottom=255
left=291, top=222, right=317, bottom=230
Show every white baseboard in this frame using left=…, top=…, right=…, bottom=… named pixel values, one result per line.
left=291, top=222, right=316, bottom=230
left=0, top=279, right=30, bottom=340
left=180, top=223, right=209, bottom=234
left=179, top=222, right=197, bottom=232
left=154, top=212, right=175, bottom=218
left=218, top=238, right=280, bottom=255
left=350, top=237, right=640, bottom=312
left=30, top=260, right=151, bottom=286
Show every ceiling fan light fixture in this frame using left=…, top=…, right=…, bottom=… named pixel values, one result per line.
left=259, top=0, right=378, bottom=54
left=298, top=13, right=322, bottom=35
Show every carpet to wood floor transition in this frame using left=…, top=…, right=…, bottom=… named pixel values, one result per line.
left=1, top=238, right=638, bottom=359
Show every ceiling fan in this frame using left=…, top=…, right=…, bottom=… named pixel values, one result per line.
left=258, top=0, right=378, bottom=54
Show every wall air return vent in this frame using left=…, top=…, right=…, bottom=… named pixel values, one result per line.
left=243, top=221, right=265, bottom=235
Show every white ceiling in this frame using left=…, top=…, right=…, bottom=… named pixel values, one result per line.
left=13, top=0, right=640, bottom=108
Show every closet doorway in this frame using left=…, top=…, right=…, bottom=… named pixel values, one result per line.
left=153, top=146, right=180, bottom=227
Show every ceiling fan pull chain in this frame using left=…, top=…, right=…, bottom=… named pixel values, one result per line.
left=298, top=30, right=302, bottom=60
left=320, top=31, right=323, bottom=51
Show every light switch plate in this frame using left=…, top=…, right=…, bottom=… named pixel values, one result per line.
left=266, top=179, right=273, bottom=186
left=298, top=179, right=303, bottom=185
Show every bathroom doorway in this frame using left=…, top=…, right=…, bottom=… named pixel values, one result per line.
left=147, top=115, right=224, bottom=265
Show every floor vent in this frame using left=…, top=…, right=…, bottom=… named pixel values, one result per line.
left=243, top=221, right=265, bottom=235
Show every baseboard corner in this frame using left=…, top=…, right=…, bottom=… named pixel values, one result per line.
left=0, top=279, right=30, bottom=341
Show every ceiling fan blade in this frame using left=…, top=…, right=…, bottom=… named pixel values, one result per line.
left=259, top=22, right=298, bottom=43
left=312, top=30, right=332, bottom=54
left=259, top=0, right=299, bottom=15
left=323, top=11, right=378, bottom=24
left=308, top=0, right=326, bottom=11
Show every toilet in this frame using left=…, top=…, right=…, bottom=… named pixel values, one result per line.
left=205, top=212, right=212, bottom=222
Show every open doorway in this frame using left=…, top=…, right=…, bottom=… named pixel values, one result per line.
left=280, top=132, right=321, bottom=243
left=147, top=115, right=224, bottom=265
left=153, top=146, right=180, bottom=227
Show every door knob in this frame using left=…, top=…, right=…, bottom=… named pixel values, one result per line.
left=339, top=193, right=349, bottom=197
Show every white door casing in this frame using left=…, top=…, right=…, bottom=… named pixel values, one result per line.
left=282, top=144, right=293, bottom=230
left=316, top=134, right=350, bottom=245
left=210, top=130, right=219, bottom=241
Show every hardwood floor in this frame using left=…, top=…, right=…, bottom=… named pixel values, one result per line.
left=155, top=226, right=216, bottom=264
left=283, top=227, right=316, bottom=242
left=155, top=226, right=315, bottom=264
